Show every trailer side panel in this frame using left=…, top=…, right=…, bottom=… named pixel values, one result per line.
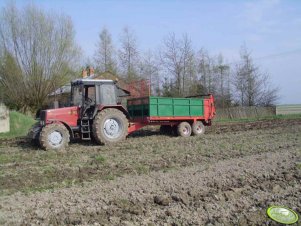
left=127, top=96, right=205, bottom=118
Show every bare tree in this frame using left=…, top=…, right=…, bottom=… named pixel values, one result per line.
left=160, top=33, right=182, bottom=96
left=0, top=3, right=80, bottom=113
left=257, top=73, right=279, bottom=106
left=213, top=54, right=231, bottom=107
left=160, top=33, right=196, bottom=96
left=138, top=50, right=161, bottom=95
left=94, top=27, right=116, bottom=73
left=118, top=27, right=139, bottom=80
left=196, top=49, right=215, bottom=94
left=181, top=34, right=198, bottom=96
left=233, top=49, right=256, bottom=106
left=233, top=46, right=278, bottom=106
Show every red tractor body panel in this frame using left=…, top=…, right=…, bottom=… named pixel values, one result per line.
left=44, top=106, right=79, bottom=127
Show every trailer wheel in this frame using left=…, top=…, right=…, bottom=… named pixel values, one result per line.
left=159, top=125, right=172, bottom=134
left=192, top=121, right=205, bottom=136
left=177, top=122, right=192, bottom=137
left=39, top=123, right=70, bottom=150
left=92, top=108, right=128, bottom=144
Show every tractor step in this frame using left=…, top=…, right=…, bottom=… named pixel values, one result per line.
left=80, top=118, right=91, bottom=140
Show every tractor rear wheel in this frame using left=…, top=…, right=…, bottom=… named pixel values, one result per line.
left=177, top=122, right=192, bottom=137
left=192, top=121, right=205, bottom=136
left=92, top=108, right=128, bottom=144
left=39, top=123, right=70, bottom=150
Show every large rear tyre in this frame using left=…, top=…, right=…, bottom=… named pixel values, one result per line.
left=39, top=123, right=70, bottom=150
left=177, top=122, right=192, bottom=137
left=192, top=121, right=205, bottom=136
left=92, top=108, right=128, bottom=144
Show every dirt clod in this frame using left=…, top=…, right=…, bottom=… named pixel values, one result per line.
left=154, top=195, right=171, bottom=206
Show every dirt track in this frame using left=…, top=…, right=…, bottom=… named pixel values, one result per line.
left=0, top=118, right=300, bottom=225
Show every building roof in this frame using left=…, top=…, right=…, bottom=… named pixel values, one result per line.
left=48, top=72, right=115, bottom=97
left=48, top=84, right=71, bottom=96
left=71, top=79, right=114, bottom=85
left=48, top=72, right=130, bottom=97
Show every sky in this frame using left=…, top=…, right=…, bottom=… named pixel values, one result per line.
left=0, top=0, right=300, bottom=104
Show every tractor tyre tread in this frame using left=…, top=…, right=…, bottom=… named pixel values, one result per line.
left=92, top=108, right=128, bottom=145
left=39, top=123, right=70, bottom=151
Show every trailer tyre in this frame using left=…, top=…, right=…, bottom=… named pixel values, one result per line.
left=39, top=123, right=70, bottom=151
left=192, top=121, right=205, bottom=136
left=177, top=122, right=192, bottom=137
left=92, top=108, right=128, bottom=144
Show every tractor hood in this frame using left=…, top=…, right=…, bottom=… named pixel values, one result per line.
left=41, top=106, right=79, bottom=127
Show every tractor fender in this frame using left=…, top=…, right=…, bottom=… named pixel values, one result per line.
left=96, top=105, right=130, bottom=119
left=27, top=122, right=42, bottom=140
left=47, top=120, right=75, bottom=139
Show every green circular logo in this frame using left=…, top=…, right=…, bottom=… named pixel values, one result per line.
left=267, top=206, right=299, bottom=224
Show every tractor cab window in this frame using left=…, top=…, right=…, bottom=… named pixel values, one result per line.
left=84, top=85, right=96, bottom=104
left=100, top=84, right=117, bottom=105
left=71, top=85, right=82, bottom=106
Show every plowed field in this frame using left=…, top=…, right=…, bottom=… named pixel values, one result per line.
left=0, top=118, right=300, bottom=225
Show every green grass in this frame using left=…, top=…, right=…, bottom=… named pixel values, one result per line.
left=135, top=164, right=150, bottom=175
left=215, top=113, right=301, bottom=123
left=0, top=111, right=36, bottom=139
left=104, top=174, right=115, bottom=181
left=0, top=154, right=21, bottom=164
left=93, top=154, right=106, bottom=164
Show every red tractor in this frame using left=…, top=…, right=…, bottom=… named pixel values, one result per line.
left=29, top=79, right=131, bottom=150
left=28, top=79, right=216, bottom=150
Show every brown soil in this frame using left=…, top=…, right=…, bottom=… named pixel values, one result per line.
left=0, top=118, right=300, bottom=225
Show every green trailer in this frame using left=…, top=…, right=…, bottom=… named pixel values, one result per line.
left=128, top=96, right=204, bottom=118
left=127, top=95, right=216, bottom=137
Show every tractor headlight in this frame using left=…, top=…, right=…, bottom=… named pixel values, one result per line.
left=40, top=120, right=45, bottom=126
left=39, top=110, right=46, bottom=126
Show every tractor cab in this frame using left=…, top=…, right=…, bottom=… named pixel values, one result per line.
left=71, top=79, right=118, bottom=119
left=71, top=79, right=120, bottom=105
left=71, top=79, right=129, bottom=107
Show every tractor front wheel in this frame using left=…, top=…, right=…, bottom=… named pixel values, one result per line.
left=177, top=122, right=192, bottom=137
left=39, top=123, right=70, bottom=150
left=92, top=108, right=128, bottom=144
